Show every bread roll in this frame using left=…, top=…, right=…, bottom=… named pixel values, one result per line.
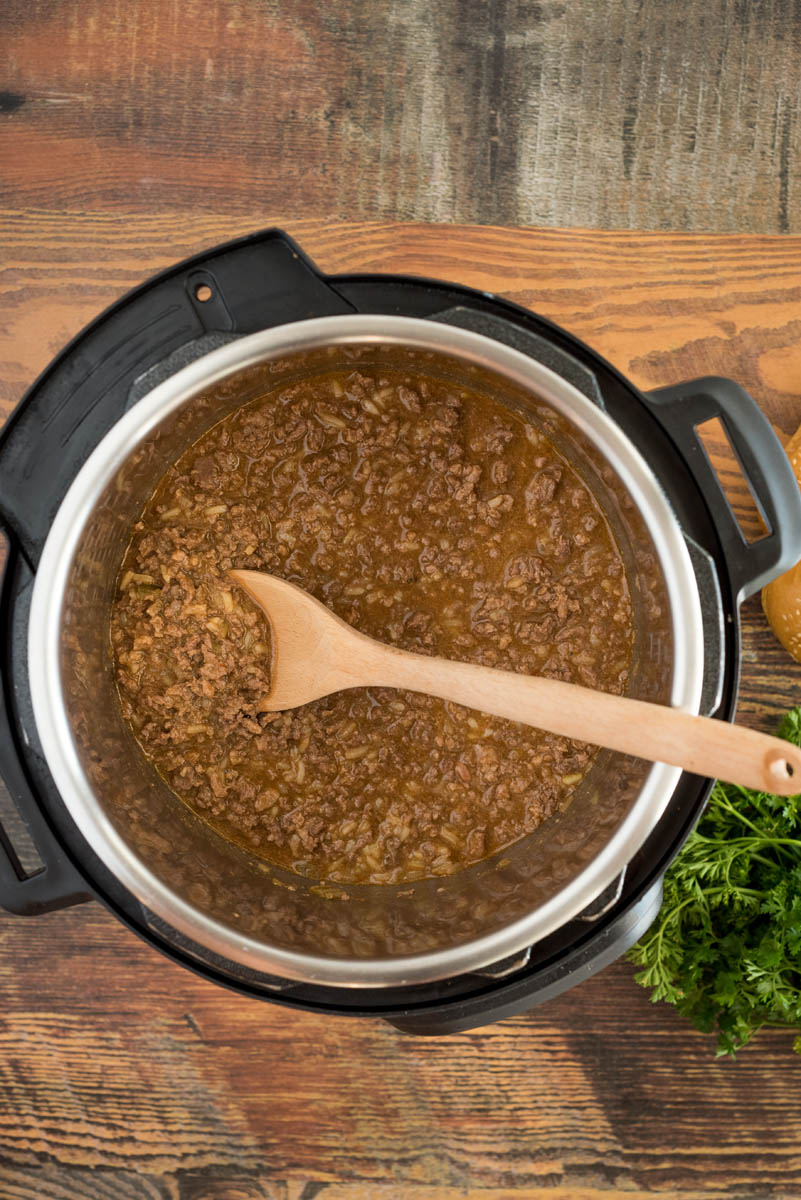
left=762, top=424, right=801, bottom=661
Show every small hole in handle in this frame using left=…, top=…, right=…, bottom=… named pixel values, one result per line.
left=766, top=754, right=796, bottom=786
left=195, top=284, right=212, bottom=302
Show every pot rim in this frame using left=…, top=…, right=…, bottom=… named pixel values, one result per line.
left=28, top=314, right=704, bottom=987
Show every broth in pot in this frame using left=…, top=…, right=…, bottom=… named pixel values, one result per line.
left=111, top=367, right=633, bottom=885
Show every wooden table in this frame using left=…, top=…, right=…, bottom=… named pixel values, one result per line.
left=3, top=0, right=801, bottom=236
left=2, top=215, right=801, bottom=1200
left=4, top=1, right=801, bottom=1195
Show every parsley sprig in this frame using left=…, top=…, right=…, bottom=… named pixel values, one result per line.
left=628, top=707, right=801, bottom=1056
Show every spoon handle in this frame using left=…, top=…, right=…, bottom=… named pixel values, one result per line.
left=371, top=649, right=801, bottom=795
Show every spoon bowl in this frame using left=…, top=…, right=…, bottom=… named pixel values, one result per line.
left=231, top=569, right=383, bottom=711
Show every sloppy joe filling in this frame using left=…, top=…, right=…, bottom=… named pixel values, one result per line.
left=111, top=369, right=633, bottom=884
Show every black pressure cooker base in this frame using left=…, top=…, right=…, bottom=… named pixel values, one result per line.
left=1, top=227, right=797, bottom=1034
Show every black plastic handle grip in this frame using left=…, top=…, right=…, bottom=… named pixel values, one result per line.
left=0, top=229, right=353, bottom=568
left=644, top=376, right=801, bottom=602
left=0, top=543, right=92, bottom=914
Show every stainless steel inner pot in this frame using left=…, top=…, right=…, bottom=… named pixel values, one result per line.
left=28, top=315, right=704, bottom=987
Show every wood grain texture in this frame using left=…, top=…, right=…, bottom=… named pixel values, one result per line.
left=3, top=214, right=801, bottom=1198
left=3, top=0, right=801, bottom=234
left=2, top=908, right=801, bottom=1199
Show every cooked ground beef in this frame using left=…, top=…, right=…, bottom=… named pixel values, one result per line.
left=110, top=368, right=633, bottom=884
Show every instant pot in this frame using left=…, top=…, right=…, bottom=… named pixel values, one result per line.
left=1, top=228, right=799, bottom=1034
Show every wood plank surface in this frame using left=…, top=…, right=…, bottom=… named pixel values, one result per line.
left=3, top=213, right=801, bottom=1199
left=3, top=0, right=801, bottom=234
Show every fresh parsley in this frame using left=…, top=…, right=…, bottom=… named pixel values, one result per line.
left=628, top=707, right=801, bottom=1056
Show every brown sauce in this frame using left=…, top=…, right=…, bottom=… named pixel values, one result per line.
left=110, top=369, right=633, bottom=884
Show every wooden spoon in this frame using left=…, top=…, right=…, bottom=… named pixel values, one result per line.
left=230, top=569, right=801, bottom=795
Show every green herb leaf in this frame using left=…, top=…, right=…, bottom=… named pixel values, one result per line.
left=628, top=706, right=801, bottom=1056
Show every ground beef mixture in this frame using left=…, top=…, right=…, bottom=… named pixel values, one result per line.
left=110, top=368, right=633, bottom=885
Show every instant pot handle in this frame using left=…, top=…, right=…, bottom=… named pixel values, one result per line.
left=643, top=377, right=801, bottom=603
left=0, top=541, right=92, bottom=914
left=0, top=229, right=354, bottom=568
